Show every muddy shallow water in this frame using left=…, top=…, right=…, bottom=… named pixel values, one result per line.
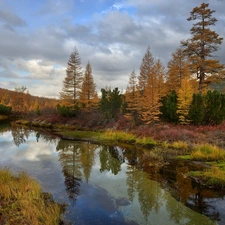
left=0, top=124, right=224, bottom=225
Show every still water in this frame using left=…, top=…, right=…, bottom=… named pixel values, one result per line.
left=0, top=124, right=223, bottom=225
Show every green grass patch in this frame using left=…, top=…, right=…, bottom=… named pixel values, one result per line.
left=187, top=163, right=225, bottom=188
left=204, top=166, right=225, bottom=187
left=60, top=130, right=102, bottom=139
left=177, top=155, right=192, bottom=160
left=100, top=130, right=136, bottom=144
left=136, top=136, right=157, bottom=147
left=187, top=170, right=204, bottom=177
left=0, top=168, right=62, bottom=225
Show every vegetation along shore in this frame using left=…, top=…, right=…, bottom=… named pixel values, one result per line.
left=1, top=2, right=225, bottom=223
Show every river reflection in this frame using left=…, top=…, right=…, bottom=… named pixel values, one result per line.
left=0, top=125, right=222, bottom=225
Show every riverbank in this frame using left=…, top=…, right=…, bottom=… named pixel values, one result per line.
left=14, top=118, right=225, bottom=189
left=0, top=168, right=63, bottom=225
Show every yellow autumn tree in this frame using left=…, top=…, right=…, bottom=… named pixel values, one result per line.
left=140, top=61, right=162, bottom=124
left=166, top=48, right=190, bottom=93
left=79, top=62, right=96, bottom=109
left=177, top=77, right=194, bottom=124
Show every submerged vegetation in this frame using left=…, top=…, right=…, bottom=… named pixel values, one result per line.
left=0, top=168, right=62, bottom=225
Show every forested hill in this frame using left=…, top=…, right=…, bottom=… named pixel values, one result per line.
left=0, top=87, right=59, bottom=114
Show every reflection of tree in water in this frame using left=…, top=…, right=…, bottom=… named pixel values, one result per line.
left=137, top=172, right=163, bottom=221
left=126, top=165, right=139, bottom=202
left=161, top=160, right=221, bottom=223
left=11, top=126, right=30, bottom=146
left=99, top=145, right=123, bottom=175
left=56, top=140, right=96, bottom=202
left=80, top=142, right=96, bottom=183
left=10, top=125, right=58, bottom=146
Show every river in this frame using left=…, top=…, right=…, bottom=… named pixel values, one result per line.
left=0, top=123, right=224, bottom=225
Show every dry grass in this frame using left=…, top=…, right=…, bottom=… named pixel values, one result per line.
left=191, top=144, right=225, bottom=161
left=0, top=168, right=61, bottom=225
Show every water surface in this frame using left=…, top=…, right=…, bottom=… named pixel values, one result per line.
left=0, top=125, right=222, bottom=225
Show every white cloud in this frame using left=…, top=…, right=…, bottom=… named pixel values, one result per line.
left=0, top=0, right=225, bottom=98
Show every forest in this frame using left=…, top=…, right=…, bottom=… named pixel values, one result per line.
left=1, top=3, right=225, bottom=128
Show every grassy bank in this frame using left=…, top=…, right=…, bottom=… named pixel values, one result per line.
left=59, top=129, right=157, bottom=148
left=59, top=130, right=225, bottom=188
left=0, top=168, right=62, bottom=225
left=180, top=144, right=225, bottom=188
left=13, top=119, right=225, bottom=188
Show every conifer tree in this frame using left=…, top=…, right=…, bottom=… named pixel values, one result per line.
left=140, top=62, right=162, bottom=124
left=125, top=70, right=140, bottom=124
left=79, top=62, right=96, bottom=108
left=154, top=59, right=166, bottom=98
left=188, top=93, right=205, bottom=125
left=166, top=48, right=190, bottom=93
left=177, top=77, right=194, bottom=124
left=160, top=91, right=179, bottom=123
left=138, top=46, right=155, bottom=92
left=181, top=3, right=224, bottom=91
left=60, top=48, right=83, bottom=107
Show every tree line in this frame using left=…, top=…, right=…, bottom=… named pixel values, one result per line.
left=58, top=3, right=225, bottom=125
left=0, top=87, right=58, bottom=116
left=1, top=3, right=225, bottom=126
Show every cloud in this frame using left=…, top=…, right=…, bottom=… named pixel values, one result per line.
left=0, top=9, right=26, bottom=27
left=0, top=0, right=225, bottom=98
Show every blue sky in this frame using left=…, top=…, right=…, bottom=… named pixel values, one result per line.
left=0, top=0, right=225, bottom=98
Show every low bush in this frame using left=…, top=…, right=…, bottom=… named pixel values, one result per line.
left=0, top=104, right=12, bottom=115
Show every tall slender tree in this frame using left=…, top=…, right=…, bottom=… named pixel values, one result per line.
left=140, top=61, right=162, bottom=124
left=166, top=48, right=191, bottom=93
left=181, top=3, right=224, bottom=91
left=79, top=62, right=96, bottom=108
left=177, top=77, right=194, bottom=124
left=60, top=48, right=83, bottom=107
left=138, top=46, right=155, bottom=92
left=125, top=70, right=140, bottom=124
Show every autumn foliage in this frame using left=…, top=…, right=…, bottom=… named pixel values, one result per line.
left=1, top=3, right=225, bottom=130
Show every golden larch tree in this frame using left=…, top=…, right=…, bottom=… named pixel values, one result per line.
left=138, top=46, right=155, bottom=92
left=166, top=48, right=190, bottom=93
left=79, top=62, right=96, bottom=108
left=181, top=3, right=224, bottom=92
left=177, top=77, right=194, bottom=124
left=140, top=62, right=162, bottom=124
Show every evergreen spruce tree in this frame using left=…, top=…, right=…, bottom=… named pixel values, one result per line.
left=204, top=90, right=225, bottom=125
left=160, top=91, right=178, bottom=123
left=188, top=93, right=205, bottom=125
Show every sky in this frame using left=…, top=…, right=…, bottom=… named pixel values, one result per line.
left=0, top=0, right=225, bottom=98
